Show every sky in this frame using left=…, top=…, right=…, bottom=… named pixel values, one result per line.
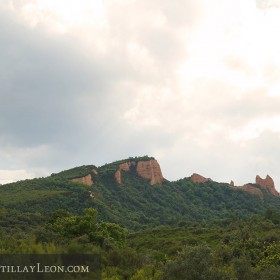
left=1, top=0, right=280, bottom=190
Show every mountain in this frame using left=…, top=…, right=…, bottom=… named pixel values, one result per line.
left=1, top=156, right=280, bottom=279
left=0, top=156, right=280, bottom=229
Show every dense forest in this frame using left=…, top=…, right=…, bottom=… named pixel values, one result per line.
left=1, top=156, right=280, bottom=279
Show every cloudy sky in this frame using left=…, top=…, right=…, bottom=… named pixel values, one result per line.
left=1, top=0, right=280, bottom=190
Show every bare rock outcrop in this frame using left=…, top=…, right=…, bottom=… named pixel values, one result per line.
left=239, top=184, right=264, bottom=200
left=71, top=174, right=93, bottom=186
left=114, top=170, right=122, bottom=185
left=136, top=160, right=163, bottom=185
left=119, top=162, right=134, bottom=172
left=114, top=162, right=136, bottom=185
left=191, top=173, right=212, bottom=183
left=115, top=159, right=163, bottom=186
left=92, top=169, right=98, bottom=175
left=234, top=174, right=279, bottom=199
left=256, top=175, right=279, bottom=196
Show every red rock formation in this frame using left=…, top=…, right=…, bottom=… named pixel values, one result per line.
left=256, top=175, right=279, bottom=196
left=71, top=174, right=93, bottom=186
left=239, top=184, right=264, bottom=200
left=119, top=162, right=131, bottom=172
left=114, top=170, right=122, bottom=185
left=114, top=162, right=136, bottom=185
left=136, top=160, right=164, bottom=185
left=190, top=173, right=211, bottom=183
left=92, top=169, right=98, bottom=175
left=115, top=159, right=164, bottom=186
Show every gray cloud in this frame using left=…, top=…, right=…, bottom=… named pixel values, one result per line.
left=1, top=0, right=280, bottom=192
left=0, top=12, right=114, bottom=147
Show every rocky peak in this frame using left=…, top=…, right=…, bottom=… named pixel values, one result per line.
left=256, top=175, right=279, bottom=196
left=136, top=160, right=163, bottom=185
left=190, top=173, right=212, bottom=183
left=115, top=159, right=164, bottom=186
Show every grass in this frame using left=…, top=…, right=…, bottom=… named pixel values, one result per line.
left=0, top=190, right=67, bottom=204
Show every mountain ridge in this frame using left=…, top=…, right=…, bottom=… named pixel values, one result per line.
left=1, top=156, right=279, bottom=229
left=55, top=156, right=279, bottom=198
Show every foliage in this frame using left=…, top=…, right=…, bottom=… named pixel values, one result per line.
left=162, top=245, right=231, bottom=280
left=0, top=177, right=95, bottom=215
left=258, top=242, right=280, bottom=269
left=1, top=158, right=280, bottom=230
left=46, top=208, right=127, bottom=248
left=51, top=165, right=97, bottom=179
left=1, top=157, right=280, bottom=278
left=1, top=207, right=280, bottom=278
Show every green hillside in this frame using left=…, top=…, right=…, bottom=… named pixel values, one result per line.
left=0, top=177, right=94, bottom=214
left=0, top=156, right=279, bottom=229
left=1, top=156, right=280, bottom=279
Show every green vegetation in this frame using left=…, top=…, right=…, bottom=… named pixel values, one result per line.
left=89, top=174, right=275, bottom=229
left=51, top=165, right=97, bottom=179
left=97, top=156, right=154, bottom=178
left=2, top=161, right=276, bottom=229
left=0, top=177, right=95, bottom=214
left=0, top=157, right=280, bottom=279
left=1, top=208, right=280, bottom=279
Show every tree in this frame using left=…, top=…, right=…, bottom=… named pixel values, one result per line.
left=89, top=222, right=127, bottom=248
left=162, top=245, right=231, bottom=280
left=47, top=208, right=98, bottom=238
left=46, top=208, right=127, bottom=247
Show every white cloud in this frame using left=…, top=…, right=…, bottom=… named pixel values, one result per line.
left=230, top=116, right=280, bottom=142
left=0, top=170, right=34, bottom=184
left=0, top=0, right=108, bottom=32
left=1, top=0, right=280, bottom=191
left=256, top=0, right=280, bottom=9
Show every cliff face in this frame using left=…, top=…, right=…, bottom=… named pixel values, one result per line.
left=114, top=170, right=121, bottom=184
left=115, top=159, right=164, bottom=186
left=67, top=158, right=280, bottom=201
left=239, top=184, right=264, bottom=200
left=71, top=174, right=93, bottom=186
left=136, top=160, right=163, bottom=185
left=115, top=162, right=136, bottom=185
left=119, top=162, right=133, bottom=172
left=231, top=175, right=279, bottom=199
left=190, top=173, right=212, bottom=183
left=256, top=175, right=279, bottom=196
